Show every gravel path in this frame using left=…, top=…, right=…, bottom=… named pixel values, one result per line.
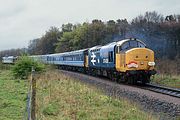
left=60, top=70, right=180, bottom=120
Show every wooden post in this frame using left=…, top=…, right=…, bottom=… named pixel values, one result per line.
left=31, top=67, right=36, bottom=120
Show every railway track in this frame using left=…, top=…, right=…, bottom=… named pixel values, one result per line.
left=144, top=83, right=180, bottom=98
left=61, top=69, right=180, bottom=98
left=60, top=70, right=180, bottom=119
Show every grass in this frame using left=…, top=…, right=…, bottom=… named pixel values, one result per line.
left=0, top=70, right=28, bottom=120
left=36, top=69, right=156, bottom=120
left=151, top=74, right=180, bottom=88
left=153, top=58, right=180, bottom=88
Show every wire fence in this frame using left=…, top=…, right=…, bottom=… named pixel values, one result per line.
left=23, top=67, right=36, bottom=120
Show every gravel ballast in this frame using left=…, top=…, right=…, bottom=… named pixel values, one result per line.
left=60, top=70, right=180, bottom=120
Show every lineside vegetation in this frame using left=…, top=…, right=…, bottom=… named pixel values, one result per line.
left=11, top=56, right=45, bottom=79
left=152, top=75, right=180, bottom=88
left=36, top=69, right=156, bottom=120
left=0, top=70, right=27, bottom=120
left=152, top=59, right=180, bottom=88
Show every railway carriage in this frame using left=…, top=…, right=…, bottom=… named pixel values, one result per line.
left=40, top=49, right=89, bottom=72
left=2, top=56, right=18, bottom=64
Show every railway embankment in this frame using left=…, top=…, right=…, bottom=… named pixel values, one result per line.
left=60, top=70, right=180, bottom=120
left=35, top=69, right=156, bottom=120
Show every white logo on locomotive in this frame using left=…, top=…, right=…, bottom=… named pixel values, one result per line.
left=91, top=52, right=96, bottom=65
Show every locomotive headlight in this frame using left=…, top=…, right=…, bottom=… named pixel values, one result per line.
left=148, top=62, right=155, bottom=66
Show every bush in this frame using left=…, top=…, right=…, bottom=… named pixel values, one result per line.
left=156, top=58, right=180, bottom=75
left=12, top=55, right=45, bottom=79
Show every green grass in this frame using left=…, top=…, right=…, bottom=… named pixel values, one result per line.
left=36, top=70, right=156, bottom=120
left=151, top=74, right=180, bottom=88
left=0, top=70, right=28, bottom=120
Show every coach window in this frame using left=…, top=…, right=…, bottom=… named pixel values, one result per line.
left=73, top=55, right=75, bottom=61
left=108, top=51, right=113, bottom=62
left=80, top=55, right=83, bottom=61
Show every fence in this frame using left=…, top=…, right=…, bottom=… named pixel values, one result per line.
left=23, top=67, right=36, bottom=120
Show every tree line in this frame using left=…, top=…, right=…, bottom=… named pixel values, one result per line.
left=0, top=11, right=180, bottom=60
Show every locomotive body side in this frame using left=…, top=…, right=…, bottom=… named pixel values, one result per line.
left=88, top=46, right=102, bottom=68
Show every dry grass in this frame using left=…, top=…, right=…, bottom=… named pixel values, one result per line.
left=153, top=58, right=180, bottom=88
left=156, top=58, right=180, bottom=75
left=151, top=74, right=180, bottom=88
left=35, top=69, right=156, bottom=120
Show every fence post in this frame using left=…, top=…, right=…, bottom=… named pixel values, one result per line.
left=31, top=67, right=36, bottom=120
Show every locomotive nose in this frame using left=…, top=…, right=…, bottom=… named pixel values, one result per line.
left=125, top=48, right=155, bottom=70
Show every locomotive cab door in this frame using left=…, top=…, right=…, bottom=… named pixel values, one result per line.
left=115, top=45, right=126, bottom=72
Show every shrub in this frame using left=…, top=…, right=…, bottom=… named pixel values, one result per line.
left=12, top=55, right=45, bottom=79
left=156, top=58, right=180, bottom=75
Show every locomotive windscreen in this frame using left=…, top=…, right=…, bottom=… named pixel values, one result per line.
left=121, top=40, right=146, bottom=50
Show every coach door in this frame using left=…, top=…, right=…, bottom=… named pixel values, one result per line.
left=84, top=50, right=88, bottom=67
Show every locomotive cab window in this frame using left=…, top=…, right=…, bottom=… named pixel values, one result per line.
left=138, top=42, right=145, bottom=48
left=121, top=40, right=146, bottom=50
left=108, top=51, right=113, bottom=62
left=129, top=40, right=138, bottom=48
left=121, top=42, right=129, bottom=50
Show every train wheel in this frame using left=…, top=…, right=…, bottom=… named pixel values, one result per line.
left=127, top=76, right=133, bottom=84
left=143, top=75, right=150, bottom=84
left=127, top=76, right=137, bottom=84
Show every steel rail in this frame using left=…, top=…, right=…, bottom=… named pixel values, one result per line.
left=60, top=69, right=180, bottom=98
left=144, top=83, right=180, bottom=98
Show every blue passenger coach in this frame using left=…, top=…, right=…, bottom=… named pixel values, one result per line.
left=33, top=49, right=89, bottom=68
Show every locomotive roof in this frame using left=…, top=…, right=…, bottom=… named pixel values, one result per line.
left=116, top=38, right=146, bottom=46
left=89, top=45, right=102, bottom=51
left=90, top=38, right=146, bottom=52
left=100, top=42, right=117, bottom=50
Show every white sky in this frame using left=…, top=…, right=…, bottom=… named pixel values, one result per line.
left=0, top=0, right=180, bottom=50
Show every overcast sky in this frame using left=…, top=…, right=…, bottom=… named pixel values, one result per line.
left=0, top=0, right=180, bottom=51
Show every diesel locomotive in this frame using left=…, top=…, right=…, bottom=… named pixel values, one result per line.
left=31, top=38, right=156, bottom=84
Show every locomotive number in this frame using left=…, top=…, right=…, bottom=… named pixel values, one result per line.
left=103, top=58, right=108, bottom=63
